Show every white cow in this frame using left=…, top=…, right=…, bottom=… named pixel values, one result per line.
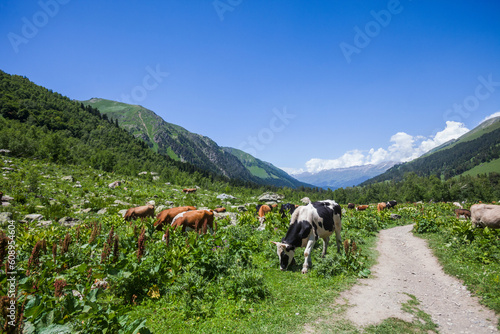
left=470, top=204, right=500, bottom=228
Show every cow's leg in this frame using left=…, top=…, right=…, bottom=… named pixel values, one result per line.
left=334, top=215, right=342, bottom=253
left=321, top=236, right=329, bottom=258
left=302, top=238, right=316, bottom=274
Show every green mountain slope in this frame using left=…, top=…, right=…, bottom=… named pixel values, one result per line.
left=82, top=98, right=308, bottom=188
left=362, top=116, right=500, bottom=185
left=222, top=147, right=311, bottom=188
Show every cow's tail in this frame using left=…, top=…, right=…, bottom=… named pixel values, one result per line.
left=289, top=206, right=302, bottom=226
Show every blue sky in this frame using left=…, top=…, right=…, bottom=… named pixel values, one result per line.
left=1, top=1, right=500, bottom=173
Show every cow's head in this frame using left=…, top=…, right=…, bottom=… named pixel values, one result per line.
left=272, top=241, right=295, bottom=271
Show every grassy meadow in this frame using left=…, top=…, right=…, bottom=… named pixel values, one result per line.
left=1, top=156, right=499, bottom=333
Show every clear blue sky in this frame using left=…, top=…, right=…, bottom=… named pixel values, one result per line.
left=1, top=1, right=500, bottom=173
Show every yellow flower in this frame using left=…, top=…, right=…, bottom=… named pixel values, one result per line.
left=147, top=285, right=160, bottom=299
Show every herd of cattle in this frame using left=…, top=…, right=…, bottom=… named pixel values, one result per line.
left=121, top=198, right=500, bottom=273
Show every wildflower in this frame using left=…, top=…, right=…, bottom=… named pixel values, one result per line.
left=147, top=285, right=160, bottom=299
left=100, top=243, right=110, bottom=264
left=52, top=243, right=57, bottom=262
left=26, top=240, right=43, bottom=274
left=0, top=231, right=10, bottom=264
left=88, top=222, right=99, bottom=244
left=137, top=227, right=146, bottom=261
left=61, top=233, right=71, bottom=254
left=112, top=235, right=119, bottom=263
left=54, top=279, right=67, bottom=297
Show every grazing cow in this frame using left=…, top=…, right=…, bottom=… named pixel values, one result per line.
left=124, top=204, right=155, bottom=221
left=471, top=204, right=500, bottom=229
left=279, top=203, right=297, bottom=218
left=386, top=200, right=397, bottom=209
left=182, top=188, right=197, bottom=194
left=347, top=203, right=355, bottom=209
left=377, top=202, right=387, bottom=212
left=455, top=208, right=471, bottom=220
left=213, top=207, right=226, bottom=213
left=154, top=206, right=196, bottom=231
left=273, top=200, right=342, bottom=274
left=258, top=204, right=273, bottom=223
left=171, top=209, right=216, bottom=234
left=356, top=205, right=369, bottom=211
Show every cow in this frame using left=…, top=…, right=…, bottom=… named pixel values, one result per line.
left=258, top=204, right=273, bottom=224
left=171, top=209, right=216, bottom=234
left=471, top=204, right=500, bottom=229
left=453, top=202, right=463, bottom=209
left=386, top=200, right=397, bottom=209
left=377, top=202, right=387, bottom=212
left=154, top=206, right=196, bottom=231
left=213, top=207, right=226, bottom=213
left=279, top=203, right=297, bottom=218
left=356, top=205, right=369, bottom=211
left=124, top=204, right=155, bottom=221
left=455, top=208, right=471, bottom=220
left=347, top=203, right=355, bottom=209
left=182, top=188, right=197, bottom=194
left=273, top=200, right=342, bottom=274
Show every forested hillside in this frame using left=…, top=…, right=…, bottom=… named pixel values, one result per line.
left=0, top=70, right=257, bottom=190
left=363, top=117, right=500, bottom=185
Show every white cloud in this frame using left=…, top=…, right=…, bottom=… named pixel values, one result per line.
left=481, top=111, right=500, bottom=123
left=299, top=121, right=470, bottom=173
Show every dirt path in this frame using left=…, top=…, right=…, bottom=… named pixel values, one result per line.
left=309, top=224, right=499, bottom=333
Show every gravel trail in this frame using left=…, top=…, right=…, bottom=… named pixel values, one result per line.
left=308, top=224, right=499, bottom=333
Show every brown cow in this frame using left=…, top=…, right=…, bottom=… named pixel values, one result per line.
left=154, top=206, right=196, bottom=231
left=347, top=203, right=355, bottom=209
left=258, top=204, right=273, bottom=224
left=171, top=209, right=216, bottom=234
left=182, top=188, right=197, bottom=194
left=455, top=208, right=471, bottom=220
left=124, top=204, right=155, bottom=221
left=356, top=205, right=369, bottom=211
left=377, top=202, right=387, bottom=212
left=213, top=207, right=226, bottom=213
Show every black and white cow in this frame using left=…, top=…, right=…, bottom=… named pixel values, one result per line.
left=273, top=200, right=342, bottom=274
left=279, top=203, right=297, bottom=219
left=386, top=200, right=397, bottom=209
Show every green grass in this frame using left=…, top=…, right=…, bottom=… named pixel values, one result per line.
left=460, top=157, right=500, bottom=177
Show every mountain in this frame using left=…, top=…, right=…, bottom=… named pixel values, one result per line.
left=362, top=116, right=500, bottom=185
left=81, top=98, right=309, bottom=188
left=291, top=161, right=397, bottom=190
left=222, top=147, right=311, bottom=188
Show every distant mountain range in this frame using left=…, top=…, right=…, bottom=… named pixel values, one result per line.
left=82, top=98, right=310, bottom=189
left=362, top=116, right=500, bottom=185
left=290, top=161, right=397, bottom=190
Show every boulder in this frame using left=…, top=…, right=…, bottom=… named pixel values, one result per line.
left=25, top=214, right=43, bottom=222
left=0, top=212, right=13, bottom=224
left=37, top=221, right=53, bottom=227
left=1, top=195, right=14, bottom=202
left=217, top=193, right=236, bottom=200
left=109, top=181, right=122, bottom=189
left=258, top=192, right=284, bottom=202
left=58, top=217, right=81, bottom=227
left=62, top=176, right=74, bottom=182
left=114, top=200, right=131, bottom=206
left=118, top=209, right=128, bottom=217
left=97, top=208, right=108, bottom=215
